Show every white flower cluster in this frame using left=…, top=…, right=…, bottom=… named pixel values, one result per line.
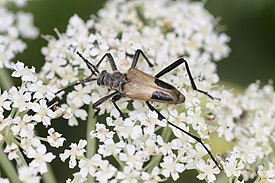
left=0, top=62, right=66, bottom=182
left=0, top=2, right=39, bottom=69
left=38, top=0, right=275, bottom=182
left=213, top=81, right=275, bottom=182
left=39, top=0, right=231, bottom=182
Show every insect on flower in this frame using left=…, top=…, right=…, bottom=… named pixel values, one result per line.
left=57, top=49, right=222, bottom=170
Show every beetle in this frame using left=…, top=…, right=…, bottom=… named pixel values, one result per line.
left=58, top=49, right=222, bottom=170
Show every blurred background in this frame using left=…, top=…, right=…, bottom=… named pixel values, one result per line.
left=9, top=0, right=275, bottom=182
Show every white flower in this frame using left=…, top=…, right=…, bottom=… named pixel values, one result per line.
left=11, top=115, right=34, bottom=138
left=139, top=111, right=166, bottom=135
left=157, top=135, right=174, bottom=156
left=98, top=139, right=125, bottom=157
left=0, top=6, right=37, bottom=69
left=60, top=139, right=87, bottom=168
left=31, top=99, right=56, bottom=126
left=20, top=136, right=41, bottom=154
left=28, top=80, right=57, bottom=100
left=12, top=61, right=36, bottom=82
left=4, top=143, right=19, bottom=160
left=66, top=172, right=87, bottom=183
left=62, top=104, right=88, bottom=126
left=141, top=167, right=162, bottom=183
left=196, top=159, right=220, bottom=182
left=18, top=166, right=40, bottom=183
left=47, top=128, right=66, bottom=148
left=257, top=162, right=275, bottom=182
left=27, top=144, right=55, bottom=173
left=160, top=155, right=185, bottom=180
left=233, top=139, right=260, bottom=164
left=94, top=162, right=117, bottom=183
left=0, top=90, right=11, bottom=112
left=16, top=12, right=39, bottom=38
left=0, top=178, right=10, bottom=183
left=205, top=33, right=231, bottom=61
left=114, top=118, right=142, bottom=140
left=10, top=86, right=32, bottom=112
left=0, top=7, right=14, bottom=32
left=116, top=166, right=140, bottom=183
left=78, top=158, right=96, bottom=177
left=223, top=155, right=244, bottom=177
left=119, top=144, right=145, bottom=170
left=90, top=123, right=115, bottom=142
left=66, top=84, right=92, bottom=107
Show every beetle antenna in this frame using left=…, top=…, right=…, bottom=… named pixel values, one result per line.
left=56, top=77, right=97, bottom=95
left=76, top=51, right=99, bottom=76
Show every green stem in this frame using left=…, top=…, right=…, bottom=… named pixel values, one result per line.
left=229, top=176, right=233, bottom=183
left=0, top=68, right=13, bottom=90
left=86, top=105, right=97, bottom=182
left=42, top=163, right=57, bottom=183
left=86, top=105, right=96, bottom=158
left=0, top=148, right=20, bottom=183
left=113, top=154, right=125, bottom=170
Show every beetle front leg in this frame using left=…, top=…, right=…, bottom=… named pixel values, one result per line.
left=131, top=49, right=154, bottom=68
left=145, top=101, right=222, bottom=171
left=96, top=53, right=118, bottom=71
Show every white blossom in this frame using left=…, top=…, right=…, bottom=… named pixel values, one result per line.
left=116, top=166, right=140, bottom=183
left=196, top=159, right=220, bottom=182
left=11, top=115, right=34, bottom=138
left=0, top=90, right=11, bottom=112
left=12, top=61, right=36, bottom=82
left=27, top=144, right=56, bottom=173
left=60, top=139, right=87, bottom=168
left=160, top=155, right=185, bottom=181
left=31, top=99, right=56, bottom=126
left=18, top=166, right=40, bottom=183
left=223, top=154, right=244, bottom=177
left=4, top=143, right=19, bottom=160
left=47, top=128, right=66, bottom=148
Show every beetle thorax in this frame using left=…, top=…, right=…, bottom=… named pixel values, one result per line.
left=97, top=70, right=128, bottom=92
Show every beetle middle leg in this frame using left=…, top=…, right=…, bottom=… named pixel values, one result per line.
left=145, top=101, right=222, bottom=171
left=111, top=94, right=126, bottom=119
left=155, top=58, right=218, bottom=100
left=92, top=91, right=119, bottom=116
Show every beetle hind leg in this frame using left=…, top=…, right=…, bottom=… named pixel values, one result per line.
left=155, top=58, right=219, bottom=100
left=145, top=101, right=222, bottom=171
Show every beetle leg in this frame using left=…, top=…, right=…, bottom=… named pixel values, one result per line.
left=92, top=91, right=119, bottom=116
left=56, top=77, right=97, bottom=95
left=111, top=94, right=126, bottom=119
left=131, top=49, right=154, bottom=68
left=96, top=53, right=118, bottom=71
left=145, top=101, right=222, bottom=171
left=155, top=58, right=218, bottom=100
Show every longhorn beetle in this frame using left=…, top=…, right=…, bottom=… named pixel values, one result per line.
left=58, top=49, right=222, bottom=170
